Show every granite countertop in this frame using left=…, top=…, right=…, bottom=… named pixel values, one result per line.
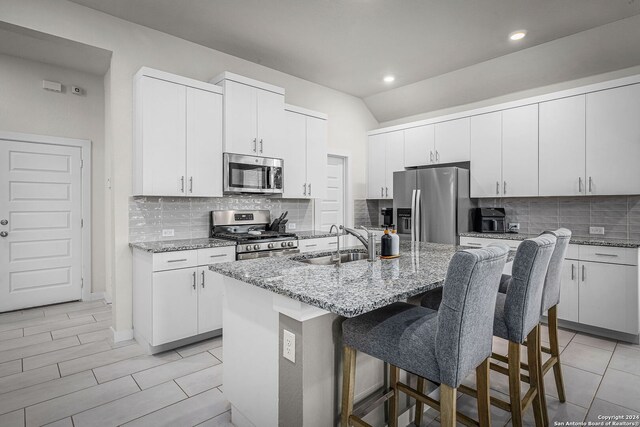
left=209, top=241, right=512, bottom=318
left=459, top=232, right=640, bottom=248
left=130, top=238, right=236, bottom=253
left=295, top=230, right=344, bottom=239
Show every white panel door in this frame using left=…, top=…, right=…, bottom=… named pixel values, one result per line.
left=578, top=261, right=638, bottom=334
left=557, top=260, right=579, bottom=322
left=306, top=116, right=328, bottom=199
left=539, top=95, right=586, bottom=196
left=586, top=84, right=640, bottom=195
left=404, top=125, right=434, bottom=167
left=317, top=156, right=345, bottom=232
left=224, top=80, right=257, bottom=155
left=367, top=134, right=387, bottom=199
left=140, top=76, right=186, bottom=196
left=434, top=117, right=470, bottom=164
left=0, top=141, right=83, bottom=312
left=470, top=111, right=502, bottom=197
left=502, top=104, right=539, bottom=197
left=152, top=268, right=199, bottom=345
left=283, top=111, right=307, bottom=198
left=186, top=87, right=223, bottom=197
left=198, top=266, right=223, bottom=334
left=384, top=131, right=405, bottom=199
left=256, top=89, right=285, bottom=158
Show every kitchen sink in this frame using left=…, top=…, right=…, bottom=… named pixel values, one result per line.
left=297, top=252, right=369, bottom=265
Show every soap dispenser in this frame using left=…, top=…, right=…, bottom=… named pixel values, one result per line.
left=381, top=227, right=393, bottom=257
left=390, top=225, right=400, bottom=256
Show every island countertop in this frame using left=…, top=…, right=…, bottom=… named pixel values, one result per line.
left=210, top=241, right=511, bottom=318
left=129, top=237, right=236, bottom=253
left=459, top=232, right=640, bottom=248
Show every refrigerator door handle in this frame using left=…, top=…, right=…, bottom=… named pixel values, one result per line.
left=410, top=189, right=417, bottom=242
left=415, top=189, right=422, bottom=242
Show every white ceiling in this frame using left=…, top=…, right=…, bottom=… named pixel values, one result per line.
left=68, top=0, right=640, bottom=99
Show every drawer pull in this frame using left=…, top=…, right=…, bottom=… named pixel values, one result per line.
left=209, top=254, right=228, bottom=258
left=329, top=242, right=338, bottom=245
left=466, top=242, right=482, bottom=246
left=305, top=244, right=318, bottom=247
left=167, top=258, right=188, bottom=263
left=594, top=253, right=618, bottom=257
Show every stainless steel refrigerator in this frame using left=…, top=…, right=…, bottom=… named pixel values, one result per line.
left=393, top=167, right=476, bottom=244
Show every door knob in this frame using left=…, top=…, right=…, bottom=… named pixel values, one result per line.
left=0, top=231, right=8, bottom=237
left=0, top=219, right=7, bottom=226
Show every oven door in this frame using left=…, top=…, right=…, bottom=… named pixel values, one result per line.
left=237, top=248, right=299, bottom=260
left=224, top=153, right=283, bottom=194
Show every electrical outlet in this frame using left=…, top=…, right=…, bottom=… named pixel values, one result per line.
left=589, top=226, right=605, bottom=235
left=162, top=229, right=175, bottom=237
left=508, top=223, right=520, bottom=232
left=283, top=329, right=295, bottom=363
left=288, top=223, right=296, bottom=230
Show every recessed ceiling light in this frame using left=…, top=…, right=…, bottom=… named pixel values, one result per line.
left=383, top=75, right=395, bottom=83
left=509, top=30, right=527, bottom=41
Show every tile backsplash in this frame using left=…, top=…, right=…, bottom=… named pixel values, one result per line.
left=354, top=199, right=392, bottom=228
left=478, top=196, right=640, bottom=241
left=129, top=196, right=314, bottom=242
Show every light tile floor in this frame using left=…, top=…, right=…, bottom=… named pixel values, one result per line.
left=0, top=300, right=231, bottom=427
left=1, top=300, right=640, bottom=426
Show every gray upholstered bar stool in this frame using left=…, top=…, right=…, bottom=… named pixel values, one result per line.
left=340, top=245, right=509, bottom=427
left=420, top=234, right=557, bottom=427
left=495, top=229, right=572, bottom=427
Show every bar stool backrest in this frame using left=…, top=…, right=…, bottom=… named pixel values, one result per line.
left=540, top=228, right=572, bottom=313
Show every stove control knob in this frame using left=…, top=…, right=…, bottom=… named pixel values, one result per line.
left=281, top=242, right=287, bottom=248
left=268, top=243, right=275, bottom=249
left=287, top=241, right=294, bottom=247
left=253, top=244, right=260, bottom=250
left=246, top=245, right=252, bottom=251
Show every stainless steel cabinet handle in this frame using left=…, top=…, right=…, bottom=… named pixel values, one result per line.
left=189, top=177, right=193, bottom=193
left=303, top=183, right=307, bottom=196
left=329, top=242, right=338, bottom=245
left=305, top=244, right=318, bottom=247
left=381, top=187, right=384, bottom=197
left=385, top=187, right=388, bottom=197
left=259, top=139, right=264, bottom=153
left=466, top=242, right=482, bottom=246
left=578, top=177, right=583, bottom=193
left=503, top=181, right=507, bottom=195
left=180, top=176, right=185, bottom=193
left=589, top=176, right=592, bottom=193
left=210, top=254, right=227, bottom=258
left=581, top=265, right=585, bottom=282
left=435, top=150, right=440, bottom=162
left=309, top=183, right=312, bottom=196
left=0, top=231, right=7, bottom=238
left=167, top=258, right=187, bottom=263
left=430, top=151, right=434, bottom=163
left=496, top=181, right=500, bottom=195
left=594, top=253, right=618, bottom=257
left=253, top=138, right=257, bottom=152
left=201, top=270, right=205, bottom=288
left=192, top=271, right=197, bottom=290
left=0, top=219, right=7, bottom=226
left=571, top=264, right=575, bottom=280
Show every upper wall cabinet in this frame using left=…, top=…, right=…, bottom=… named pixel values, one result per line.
left=470, top=111, right=502, bottom=197
left=434, top=118, right=470, bottom=164
left=283, top=105, right=328, bottom=199
left=368, top=131, right=404, bottom=199
left=586, top=84, right=640, bottom=195
left=404, top=125, right=434, bottom=167
left=539, top=95, right=586, bottom=196
left=134, top=68, right=223, bottom=197
left=501, top=104, right=539, bottom=197
left=213, top=72, right=285, bottom=159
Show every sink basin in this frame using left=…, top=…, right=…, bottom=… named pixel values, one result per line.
left=297, top=252, right=369, bottom=265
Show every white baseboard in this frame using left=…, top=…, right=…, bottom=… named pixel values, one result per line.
left=103, top=292, right=112, bottom=304
left=111, top=327, right=134, bottom=343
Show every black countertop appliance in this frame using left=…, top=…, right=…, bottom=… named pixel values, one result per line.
left=474, top=207, right=506, bottom=233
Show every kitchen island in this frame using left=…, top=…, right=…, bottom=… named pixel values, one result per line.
left=209, top=241, right=492, bottom=427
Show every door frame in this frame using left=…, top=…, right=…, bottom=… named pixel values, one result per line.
left=315, top=150, right=352, bottom=229
left=0, top=131, right=92, bottom=302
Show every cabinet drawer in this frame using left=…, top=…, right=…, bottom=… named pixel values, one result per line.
left=197, top=246, right=236, bottom=265
left=579, top=246, right=638, bottom=266
left=299, top=236, right=342, bottom=253
left=565, top=244, right=579, bottom=260
left=460, top=237, right=521, bottom=250
left=153, top=250, right=198, bottom=272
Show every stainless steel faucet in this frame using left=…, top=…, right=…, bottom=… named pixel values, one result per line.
left=329, top=224, right=341, bottom=266
left=340, top=225, right=377, bottom=262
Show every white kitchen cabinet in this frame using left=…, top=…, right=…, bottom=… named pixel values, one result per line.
left=470, top=112, right=502, bottom=197
left=558, top=260, right=579, bottom=322
left=367, top=131, right=404, bottom=199
left=134, top=68, right=223, bottom=197
left=214, top=73, right=285, bottom=158
left=502, top=104, right=539, bottom=197
left=283, top=106, right=328, bottom=199
left=434, top=117, right=470, bottom=164
left=404, top=125, right=434, bottom=167
left=586, top=84, right=640, bottom=195
left=298, top=236, right=345, bottom=253
left=133, top=245, right=235, bottom=353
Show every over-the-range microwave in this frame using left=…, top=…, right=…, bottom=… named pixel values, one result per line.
left=223, top=153, right=283, bottom=195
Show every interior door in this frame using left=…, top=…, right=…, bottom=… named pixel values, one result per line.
left=256, top=89, right=285, bottom=158
left=224, top=80, right=257, bottom=155
left=283, top=111, right=307, bottom=198
left=306, top=116, right=328, bottom=199
left=418, top=168, right=457, bottom=244
left=186, top=87, right=223, bottom=197
left=317, top=155, right=345, bottom=232
left=0, top=140, right=83, bottom=312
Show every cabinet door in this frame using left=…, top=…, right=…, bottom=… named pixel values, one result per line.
left=283, top=111, right=308, bottom=198
left=367, top=134, right=387, bottom=199
left=186, top=88, right=223, bottom=197
left=539, top=95, right=586, bottom=196
left=434, top=117, right=470, bottom=164
left=502, top=104, right=539, bottom=197
left=579, top=261, right=639, bottom=334
left=306, top=116, right=328, bottom=199
left=470, top=112, right=502, bottom=197
left=256, top=89, right=285, bottom=158
left=139, top=76, right=186, bottom=196
left=586, top=84, right=640, bottom=195
left=384, top=131, right=405, bottom=199
left=224, top=81, right=257, bottom=155
left=198, top=267, right=224, bottom=334
left=404, top=125, right=434, bottom=167
left=152, top=268, right=198, bottom=345
left=557, top=260, right=579, bottom=322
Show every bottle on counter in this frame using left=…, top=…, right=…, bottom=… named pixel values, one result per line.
left=381, top=227, right=393, bottom=257
left=390, top=225, right=400, bottom=256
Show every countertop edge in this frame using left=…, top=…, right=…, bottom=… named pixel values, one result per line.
left=459, top=232, right=640, bottom=248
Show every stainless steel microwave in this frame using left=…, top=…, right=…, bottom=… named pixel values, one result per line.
left=223, top=153, right=284, bottom=194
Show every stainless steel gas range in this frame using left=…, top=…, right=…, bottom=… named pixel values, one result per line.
left=211, top=210, right=299, bottom=260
